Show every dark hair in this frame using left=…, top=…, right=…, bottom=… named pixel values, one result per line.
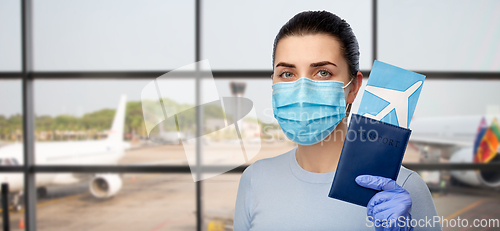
left=272, top=11, right=360, bottom=78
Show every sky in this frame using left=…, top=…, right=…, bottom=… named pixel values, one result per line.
left=1, top=0, right=499, bottom=123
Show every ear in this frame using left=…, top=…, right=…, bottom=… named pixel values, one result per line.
left=346, top=71, right=363, bottom=104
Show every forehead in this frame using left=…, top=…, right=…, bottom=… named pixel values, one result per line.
left=274, top=33, right=346, bottom=66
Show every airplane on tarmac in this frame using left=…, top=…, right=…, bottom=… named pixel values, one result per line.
left=409, top=115, right=500, bottom=189
left=0, top=95, right=130, bottom=211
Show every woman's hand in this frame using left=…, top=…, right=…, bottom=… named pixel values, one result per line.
left=355, top=175, right=413, bottom=231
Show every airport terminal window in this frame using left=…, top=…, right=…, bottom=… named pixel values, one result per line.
left=32, top=0, right=195, bottom=71
left=0, top=173, right=25, bottom=231
left=35, top=173, right=196, bottom=230
left=203, top=174, right=240, bottom=228
left=201, top=0, right=373, bottom=70
left=378, top=0, right=500, bottom=72
left=2, top=1, right=500, bottom=231
left=0, top=0, right=22, bottom=72
left=0, top=80, right=23, bottom=152
left=415, top=79, right=500, bottom=117
left=33, top=79, right=196, bottom=165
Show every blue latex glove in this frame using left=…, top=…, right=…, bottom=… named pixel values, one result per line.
left=355, top=175, right=413, bottom=231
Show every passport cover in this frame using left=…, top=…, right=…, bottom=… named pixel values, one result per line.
left=328, top=113, right=411, bottom=207
left=356, top=60, right=425, bottom=129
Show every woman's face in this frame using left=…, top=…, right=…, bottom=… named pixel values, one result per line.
left=272, top=33, right=361, bottom=104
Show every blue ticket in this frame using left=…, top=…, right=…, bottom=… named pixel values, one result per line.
left=357, top=60, right=426, bottom=128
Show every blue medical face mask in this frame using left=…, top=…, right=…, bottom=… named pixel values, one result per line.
left=272, top=77, right=352, bottom=145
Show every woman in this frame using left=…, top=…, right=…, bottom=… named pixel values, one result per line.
left=234, top=11, right=441, bottom=230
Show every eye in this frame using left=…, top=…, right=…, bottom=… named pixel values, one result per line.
left=279, top=71, right=295, bottom=79
left=316, top=69, right=332, bottom=79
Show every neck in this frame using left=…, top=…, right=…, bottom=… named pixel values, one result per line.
left=295, top=117, right=348, bottom=173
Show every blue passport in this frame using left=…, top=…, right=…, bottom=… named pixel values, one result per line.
left=328, top=114, right=411, bottom=207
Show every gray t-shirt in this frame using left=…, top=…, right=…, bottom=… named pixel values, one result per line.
left=233, top=147, right=442, bottom=231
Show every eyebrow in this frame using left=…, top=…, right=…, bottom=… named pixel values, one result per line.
left=275, top=61, right=337, bottom=68
left=275, top=62, right=295, bottom=68
left=311, top=61, right=337, bottom=67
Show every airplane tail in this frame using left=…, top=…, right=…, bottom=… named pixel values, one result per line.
left=107, top=95, right=127, bottom=143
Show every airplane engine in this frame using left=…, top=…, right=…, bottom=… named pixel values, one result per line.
left=449, top=147, right=500, bottom=188
left=477, top=154, right=500, bottom=188
left=89, top=174, right=122, bottom=198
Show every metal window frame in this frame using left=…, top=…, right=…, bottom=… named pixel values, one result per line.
left=0, top=0, right=499, bottom=230
left=20, top=0, right=37, bottom=230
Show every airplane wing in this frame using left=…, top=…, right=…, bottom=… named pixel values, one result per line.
left=364, top=85, right=401, bottom=98
left=409, top=135, right=473, bottom=148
